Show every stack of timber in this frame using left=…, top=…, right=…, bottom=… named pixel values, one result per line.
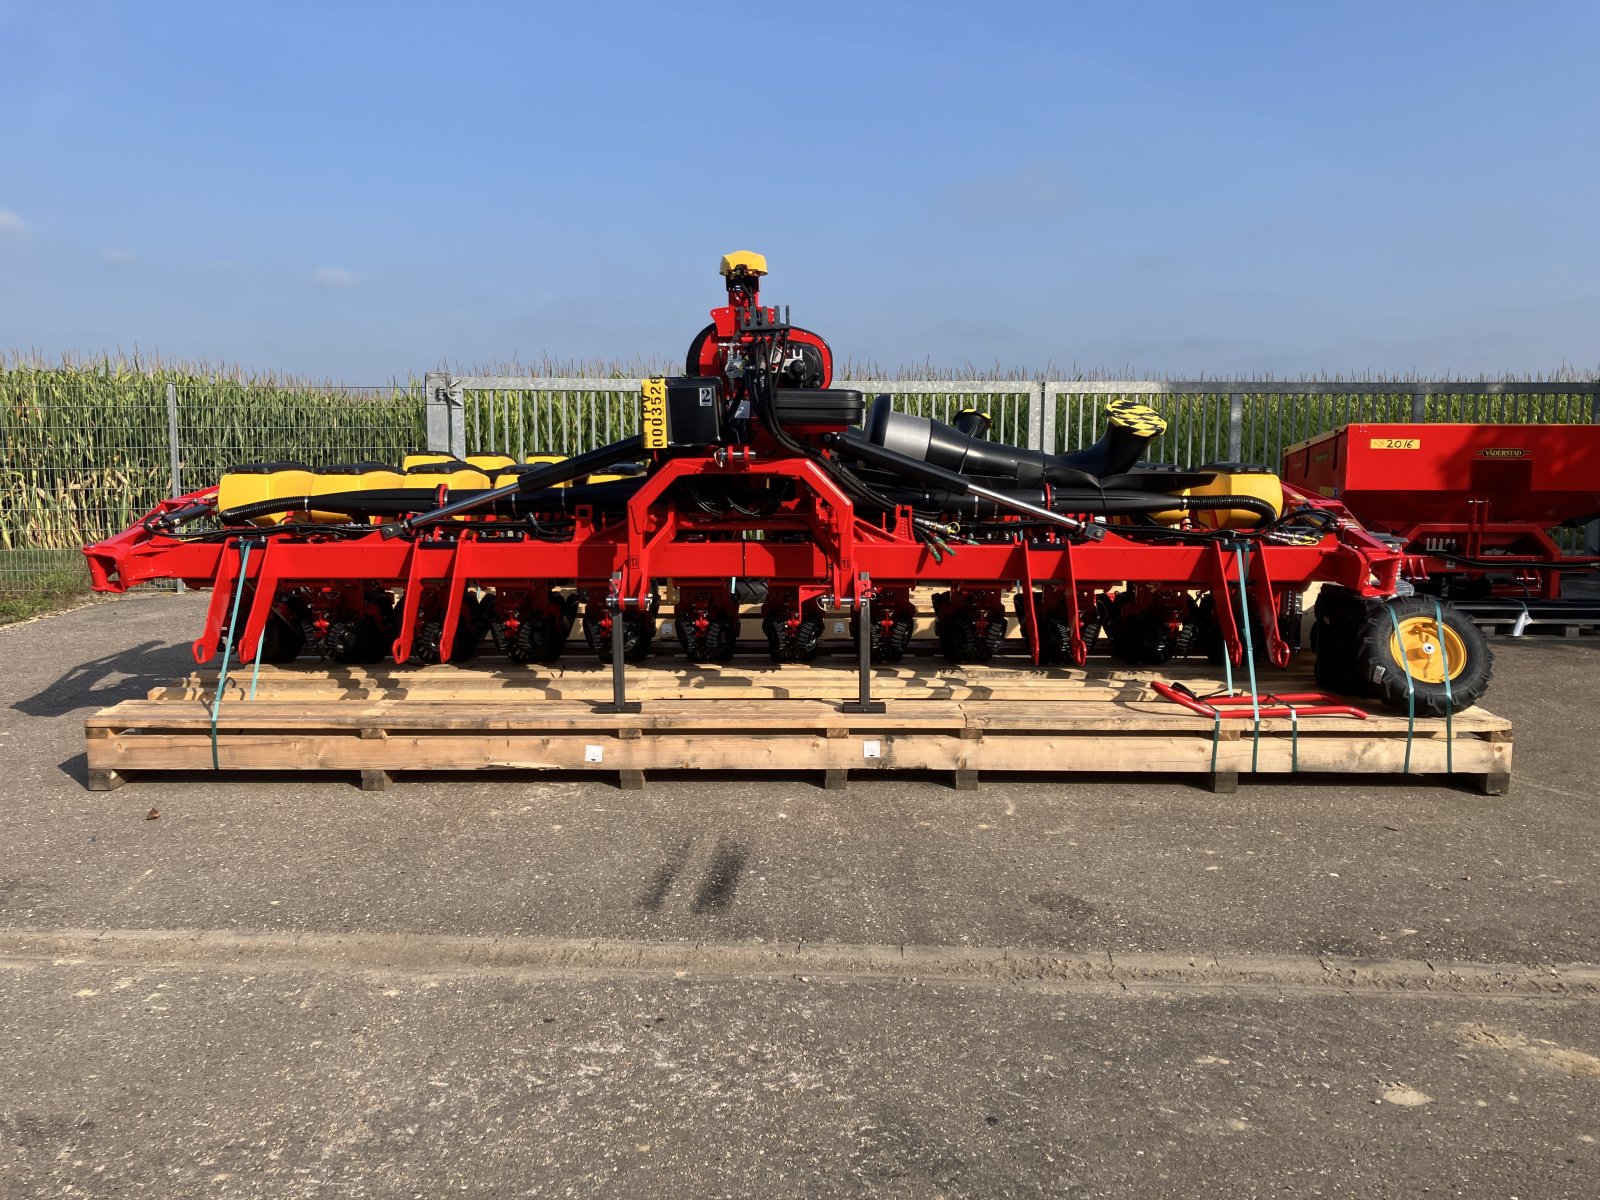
left=85, top=644, right=1513, bottom=795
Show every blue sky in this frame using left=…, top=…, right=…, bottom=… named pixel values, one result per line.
left=2, top=1, right=1596, bottom=381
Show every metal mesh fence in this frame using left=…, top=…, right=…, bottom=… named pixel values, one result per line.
left=462, top=381, right=643, bottom=459
left=5, top=372, right=1597, bottom=601
left=456, top=380, right=1039, bottom=459
left=1, top=378, right=423, bottom=596
left=172, top=383, right=424, bottom=495
left=1047, top=386, right=1600, bottom=468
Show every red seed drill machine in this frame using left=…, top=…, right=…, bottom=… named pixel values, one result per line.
left=1284, top=423, right=1600, bottom=633
left=84, top=252, right=1493, bottom=719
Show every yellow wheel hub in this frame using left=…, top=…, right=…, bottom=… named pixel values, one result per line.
left=1388, top=615, right=1468, bottom=684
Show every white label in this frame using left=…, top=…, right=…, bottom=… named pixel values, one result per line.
left=833, top=622, right=846, bottom=634
left=699, top=386, right=715, bottom=407
left=862, top=740, right=882, bottom=760
left=584, top=744, right=604, bottom=763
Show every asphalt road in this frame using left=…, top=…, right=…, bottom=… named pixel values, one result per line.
left=3, top=592, right=1598, bottom=1198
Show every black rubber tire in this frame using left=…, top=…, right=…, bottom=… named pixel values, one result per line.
left=257, top=613, right=305, bottom=664
left=414, top=613, right=481, bottom=666
left=676, top=613, right=738, bottom=663
left=1197, top=590, right=1298, bottom=667
left=1035, top=613, right=1075, bottom=665
left=1106, top=595, right=1177, bottom=666
left=224, top=591, right=304, bottom=664
left=506, top=613, right=570, bottom=664
left=1353, top=596, right=1493, bottom=717
left=763, top=613, right=822, bottom=663
left=584, top=611, right=654, bottom=664
left=331, top=615, right=389, bottom=664
left=1314, top=586, right=1370, bottom=627
left=1310, top=619, right=1365, bottom=697
left=1309, top=587, right=1372, bottom=697
left=853, top=609, right=915, bottom=664
left=938, top=610, right=1006, bottom=663
left=1013, top=593, right=1077, bottom=665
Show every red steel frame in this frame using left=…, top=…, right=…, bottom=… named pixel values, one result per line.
left=81, top=262, right=1412, bottom=678
left=86, top=460, right=1404, bottom=672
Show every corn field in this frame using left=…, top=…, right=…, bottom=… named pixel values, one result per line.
left=4, top=357, right=1597, bottom=605
left=1, top=360, right=422, bottom=596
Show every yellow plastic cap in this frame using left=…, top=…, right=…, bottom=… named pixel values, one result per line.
left=719, top=250, right=767, bottom=278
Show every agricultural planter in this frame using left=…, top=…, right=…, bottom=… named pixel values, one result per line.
left=84, top=252, right=1492, bottom=717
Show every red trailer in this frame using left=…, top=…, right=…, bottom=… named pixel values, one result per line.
left=1283, top=423, right=1600, bottom=622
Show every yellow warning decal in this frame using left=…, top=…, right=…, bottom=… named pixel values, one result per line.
left=641, top=378, right=668, bottom=449
left=1369, top=437, right=1420, bottom=450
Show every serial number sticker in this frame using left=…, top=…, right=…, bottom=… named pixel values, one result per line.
left=641, top=378, right=668, bottom=449
left=1369, top=437, right=1420, bottom=450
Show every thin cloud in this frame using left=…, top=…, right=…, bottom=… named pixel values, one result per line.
left=0, top=210, right=27, bottom=235
left=313, top=266, right=359, bottom=287
left=102, top=248, right=135, bottom=264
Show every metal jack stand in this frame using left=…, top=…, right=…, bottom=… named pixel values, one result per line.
left=841, top=573, right=887, bottom=715
left=596, top=572, right=642, bottom=715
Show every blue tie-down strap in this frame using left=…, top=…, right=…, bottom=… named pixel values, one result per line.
left=210, top=540, right=254, bottom=770
left=1434, top=598, right=1454, bottom=774
left=1383, top=602, right=1417, bottom=774
left=1233, top=544, right=1262, bottom=772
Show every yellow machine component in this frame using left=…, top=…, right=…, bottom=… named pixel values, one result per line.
left=308, top=464, right=405, bottom=523
left=1142, top=469, right=1286, bottom=529
left=1105, top=397, right=1168, bottom=438
left=217, top=463, right=313, bottom=526
left=402, top=452, right=456, bottom=471
left=523, top=454, right=571, bottom=487
left=466, top=453, right=516, bottom=472
left=403, top=464, right=491, bottom=494
left=719, top=250, right=768, bottom=278
left=1190, top=470, right=1285, bottom=530
left=1388, top=615, right=1469, bottom=685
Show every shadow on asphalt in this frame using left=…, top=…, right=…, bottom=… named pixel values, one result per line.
left=12, top=639, right=194, bottom=718
left=55, top=751, right=87, bottom=788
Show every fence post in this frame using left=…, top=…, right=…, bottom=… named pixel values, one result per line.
left=164, top=382, right=186, bottom=592
left=1040, top=383, right=1058, bottom=454
left=1227, top=392, right=1244, bottom=461
left=164, top=383, right=183, bottom=496
left=1025, top=382, right=1045, bottom=451
left=1410, top=390, right=1426, bottom=423
left=425, top=372, right=466, bottom=458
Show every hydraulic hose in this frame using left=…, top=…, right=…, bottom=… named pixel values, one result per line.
left=829, top=429, right=1105, bottom=538
left=379, top=434, right=645, bottom=536
left=870, top=484, right=1278, bottom=524
left=215, top=478, right=646, bottom=525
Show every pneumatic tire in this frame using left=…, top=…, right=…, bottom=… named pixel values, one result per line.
left=1353, top=597, right=1492, bottom=717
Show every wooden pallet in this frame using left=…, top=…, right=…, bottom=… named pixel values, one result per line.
left=87, top=655, right=1513, bottom=795
left=1468, top=616, right=1600, bottom=638
left=1456, top=596, right=1600, bottom=638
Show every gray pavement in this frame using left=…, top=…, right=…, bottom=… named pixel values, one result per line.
left=3, top=592, right=1599, bottom=1198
